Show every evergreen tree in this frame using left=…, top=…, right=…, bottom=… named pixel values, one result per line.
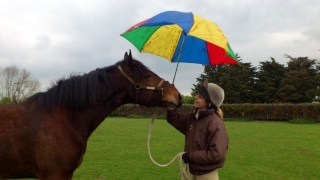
left=315, top=60, right=320, bottom=102
left=278, top=55, right=320, bottom=103
left=191, top=55, right=256, bottom=103
left=254, top=58, right=286, bottom=103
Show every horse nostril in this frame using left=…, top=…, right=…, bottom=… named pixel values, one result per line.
left=179, top=93, right=182, bottom=101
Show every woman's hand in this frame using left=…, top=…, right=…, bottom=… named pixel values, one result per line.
left=182, top=152, right=191, bottom=163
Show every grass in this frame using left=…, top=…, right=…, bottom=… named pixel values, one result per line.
left=71, top=118, right=320, bottom=180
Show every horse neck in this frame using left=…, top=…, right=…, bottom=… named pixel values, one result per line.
left=72, top=89, right=130, bottom=139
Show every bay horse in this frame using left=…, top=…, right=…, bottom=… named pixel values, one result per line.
left=0, top=50, right=182, bottom=180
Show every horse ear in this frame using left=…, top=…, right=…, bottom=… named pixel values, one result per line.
left=129, top=49, right=132, bottom=59
left=123, top=50, right=133, bottom=64
left=124, top=51, right=129, bottom=60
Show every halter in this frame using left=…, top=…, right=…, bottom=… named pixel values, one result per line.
left=118, top=65, right=168, bottom=102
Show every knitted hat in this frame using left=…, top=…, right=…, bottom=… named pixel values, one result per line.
left=198, top=79, right=225, bottom=107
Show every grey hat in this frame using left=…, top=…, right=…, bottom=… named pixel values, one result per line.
left=200, top=79, right=225, bottom=107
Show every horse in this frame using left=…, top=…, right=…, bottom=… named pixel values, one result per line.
left=0, top=50, right=182, bottom=180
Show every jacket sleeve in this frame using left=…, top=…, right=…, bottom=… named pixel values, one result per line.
left=190, top=120, right=229, bottom=165
left=166, top=110, right=192, bottom=135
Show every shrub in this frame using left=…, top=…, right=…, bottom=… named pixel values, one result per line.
left=0, top=97, right=12, bottom=104
left=114, top=103, right=320, bottom=122
left=288, top=118, right=317, bottom=124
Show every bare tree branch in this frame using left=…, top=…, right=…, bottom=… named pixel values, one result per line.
left=0, top=65, right=41, bottom=103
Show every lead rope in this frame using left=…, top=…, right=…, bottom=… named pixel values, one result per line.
left=147, top=115, right=191, bottom=180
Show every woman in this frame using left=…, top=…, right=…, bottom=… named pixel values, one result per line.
left=166, top=79, right=229, bottom=180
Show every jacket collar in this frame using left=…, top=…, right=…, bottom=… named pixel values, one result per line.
left=194, top=108, right=214, bottom=120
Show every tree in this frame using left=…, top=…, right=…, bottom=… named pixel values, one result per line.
left=278, top=55, right=320, bottom=103
left=254, top=58, right=286, bottom=103
left=181, top=94, right=194, bottom=104
left=0, top=65, right=41, bottom=103
left=191, top=54, right=257, bottom=103
left=221, top=61, right=256, bottom=103
left=315, top=60, right=320, bottom=102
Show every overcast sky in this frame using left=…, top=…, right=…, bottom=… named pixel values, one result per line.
left=1, top=0, right=319, bottom=95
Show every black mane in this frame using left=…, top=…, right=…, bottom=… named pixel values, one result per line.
left=24, top=59, right=150, bottom=110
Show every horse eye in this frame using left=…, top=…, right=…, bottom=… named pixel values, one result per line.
left=144, top=74, right=151, bottom=79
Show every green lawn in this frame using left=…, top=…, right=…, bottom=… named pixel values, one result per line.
left=73, top=118, right=320, bottom=180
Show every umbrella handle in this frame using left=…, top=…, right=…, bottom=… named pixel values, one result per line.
left=172, top=32, right=186, bottom=84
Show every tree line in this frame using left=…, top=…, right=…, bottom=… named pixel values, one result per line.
left=189, top=54, right=320, bottom=104
left=1, top=54, right=319, bottom=104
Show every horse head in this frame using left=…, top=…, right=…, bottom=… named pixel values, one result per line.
left=117, top=50, right=182, bottom=109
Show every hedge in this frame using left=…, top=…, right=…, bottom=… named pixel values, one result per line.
left=110, top=103, right=320, bottom=123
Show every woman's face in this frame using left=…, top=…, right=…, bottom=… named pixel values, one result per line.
left=194, top=94, right=208, bottom=111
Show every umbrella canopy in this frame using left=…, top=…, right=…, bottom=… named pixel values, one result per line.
left=121, top=10, right=238, bottom=66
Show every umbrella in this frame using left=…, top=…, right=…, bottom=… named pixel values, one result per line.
left=121, top=10, right=238, bottom=83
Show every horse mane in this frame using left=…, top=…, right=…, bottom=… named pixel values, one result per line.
left=24, top=58, right=150, bottom=110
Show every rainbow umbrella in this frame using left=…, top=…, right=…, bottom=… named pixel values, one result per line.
left=121, top=11, right=238, bottom=82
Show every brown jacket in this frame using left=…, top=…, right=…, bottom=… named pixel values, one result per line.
left=166, top=109, right=229, bottom=175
